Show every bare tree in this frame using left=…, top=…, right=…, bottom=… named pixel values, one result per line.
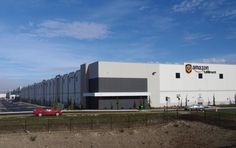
left=213, top=95, right=216, bottom=106
left=185, top=95, right=188, bottom=107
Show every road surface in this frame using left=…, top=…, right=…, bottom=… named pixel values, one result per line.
left=0, top=98, right=37, bottom=112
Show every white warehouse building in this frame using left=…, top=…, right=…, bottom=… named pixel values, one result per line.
left=18, top=61, right=236, bottom=109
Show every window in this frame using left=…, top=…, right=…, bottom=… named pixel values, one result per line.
left=198, top=73, right=203, bottom=79
left=219, top=73, right=223, bottom=79
left=176, top=73, right=180, bottom=79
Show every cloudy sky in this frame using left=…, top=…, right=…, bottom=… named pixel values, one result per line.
left=0, top=0, right=236, bottom=91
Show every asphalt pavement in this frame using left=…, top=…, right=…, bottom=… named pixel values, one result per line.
left=1, top=97, right=236, bottom=113
left=206, top=107, right=236, bottom=113
left=0, top=98, right=38, bottom=112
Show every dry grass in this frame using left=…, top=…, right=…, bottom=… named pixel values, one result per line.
left=0, top=121, right=235, bottom=148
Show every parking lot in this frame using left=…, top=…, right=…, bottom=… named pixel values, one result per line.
left=0, top=98, right=38, bottom=112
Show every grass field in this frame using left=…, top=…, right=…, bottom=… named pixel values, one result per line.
left=0, top=111, right=235, bottom=133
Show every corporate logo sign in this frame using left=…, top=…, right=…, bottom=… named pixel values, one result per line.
left=185, top=64, right=192, bottom=74
left=185, top=64, right=216, bottom=74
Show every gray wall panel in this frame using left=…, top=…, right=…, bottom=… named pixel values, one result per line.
left=89, top=78, right=147, bottom=92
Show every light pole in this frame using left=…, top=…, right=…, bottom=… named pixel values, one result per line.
left=177, top=94, right=181, bottom=108
left=165, top=96, right=169, bottom=111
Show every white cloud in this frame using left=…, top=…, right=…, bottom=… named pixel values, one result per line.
left=27, top=20, right=109, bottom=40
left=200, top=0, right=225, bottom=10
left=191, top=54, right=236, bottom=64
left=172, top=0, right=225, bottom=12
left=173, top=0, right=204, bottom=12
left=0, top=34, right=97, bottom=89
left=222, top=9, right=236, bottom=18
left=173, top=0, right=236, bottom=20
left=226, top=31, right=236, bottom=39
left=184, top=33, right=213, bottom=43
left=200, top=58, right=226, bottom=64
left=139, top=6, right=149, bottom=11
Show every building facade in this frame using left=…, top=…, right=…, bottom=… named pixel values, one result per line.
left=17, top=61, right=236, bottom=109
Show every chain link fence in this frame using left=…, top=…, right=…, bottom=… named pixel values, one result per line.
left=0, top=110, right=235, bottom=133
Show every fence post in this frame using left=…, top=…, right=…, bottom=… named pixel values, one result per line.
left=127, top=116, right=130, bottom=128
left=47, top=119, right=50, bottom=132
left=190, top=111, right=192, bottom=121
left=204, top=110, right=206, bottom=121
left=218, top=112, right=221, bottom=125
left=24, top=119, right=27, bottom=131
left=163, top=111, right=166, bottom=123
left=90, top=118, right=93, bottom=130
left=176, top=108, right=179, bottom=120
left=145, top=114, right=148, bottom=127
left=110, top=117, right=113, bottom=130
left=166, top=112, right=169, bottom=122
left=69, top=118, right=72, bottom=132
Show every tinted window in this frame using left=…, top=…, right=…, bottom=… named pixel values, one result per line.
left=198, top=73, right=203, bottom=79
left=176, top=73, right=180, bottom=78
left=219, top=74, right=223, bottom=79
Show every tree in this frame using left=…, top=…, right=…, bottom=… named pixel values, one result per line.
left=110, top=103, right=113, bottom=109
left=207, top=98, right=210, bottom=106
left=116, top=98, right=119, bottom=110
left=133, top=101, right=136, bottom=109
left=185, top=95, right=188, bottom=107
left=67, top=97, right=74, bottom=110
left=79, top=101, right=83, bottom=110
left=52, top=102, right=63, bottom=110
left=213, top=95, right=216, bottom=106
left=147, top=97, right=151, bottom=109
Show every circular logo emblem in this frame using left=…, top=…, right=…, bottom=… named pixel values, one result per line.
left=185, top=64, right=192, bottom=74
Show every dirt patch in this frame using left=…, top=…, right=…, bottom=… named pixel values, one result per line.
left=0, top=121, right=235, bottom=148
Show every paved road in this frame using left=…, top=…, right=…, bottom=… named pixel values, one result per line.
left=0, top=99, right=38, bottom=112
left=206, top=107, right=236, bottom=113
left=1, top=97, right=236, bottom=113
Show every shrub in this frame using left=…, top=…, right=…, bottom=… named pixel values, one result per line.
left=67, top=97, right=74, bottom=110
left=119, top=129, right=124, bottom=133
left=29, top=135, right=37, bottom=141
left=52, top=102, right=63, bottom=110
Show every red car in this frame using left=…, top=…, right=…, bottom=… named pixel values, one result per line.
left=33, top=108, right=62, bottom=117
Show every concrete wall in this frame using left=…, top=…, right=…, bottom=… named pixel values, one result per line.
left=80, top=64, right=89, bottom=108
left=75, top=70, right=81, bottom=106
left=53, top=76, right=61, bottom=103
left=88, top=62, right=99, bottom=79
left=62, top=74, right=68, bottom=104
left=159, top=63, right=236, bottom=106
left=97, top=61, right=160, bottom=107
left=17, top=61, right=236, bottom=108
left=68, top=72, right=75, bottom=104
left=46, top=80, right=50, bottom=105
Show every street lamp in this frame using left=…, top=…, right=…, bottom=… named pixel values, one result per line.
left=165, top=96, right=170, bottom=111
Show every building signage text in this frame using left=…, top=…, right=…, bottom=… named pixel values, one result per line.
left=185, top=64, right=216, bottom=74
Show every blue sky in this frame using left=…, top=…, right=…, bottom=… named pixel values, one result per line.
left=0, top=0, right=236, bottom=91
